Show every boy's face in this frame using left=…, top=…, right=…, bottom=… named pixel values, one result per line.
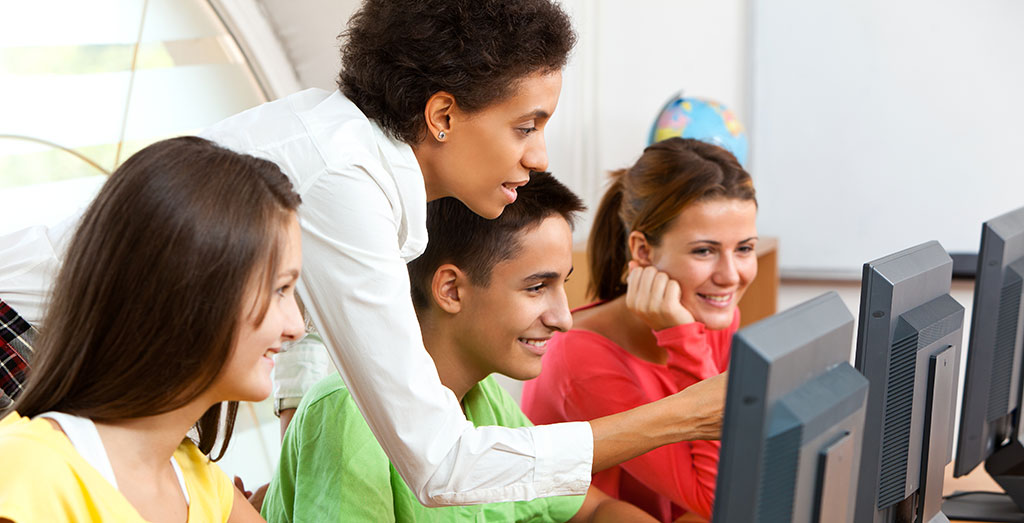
left=452, top=215, right=574, bottom=382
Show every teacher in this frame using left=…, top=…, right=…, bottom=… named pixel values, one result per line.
left=187, top=0, right=723, bottom=507
left=200, top=0, right=726, bottom=507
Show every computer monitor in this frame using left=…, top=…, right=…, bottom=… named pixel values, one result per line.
left=944, top=205, right=1024, bottom=521
left=853, top=240, right=964, bottom=523
left=714, top=291, right=869, bottom=523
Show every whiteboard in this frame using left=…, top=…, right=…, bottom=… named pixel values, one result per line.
left=751, top=0, right=1024, bottom=278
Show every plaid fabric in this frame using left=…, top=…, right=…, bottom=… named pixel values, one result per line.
left=1, top=299, right=35, bottom=410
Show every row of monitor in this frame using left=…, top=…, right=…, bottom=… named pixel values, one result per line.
left=711, top=205, right=1024, bottom=523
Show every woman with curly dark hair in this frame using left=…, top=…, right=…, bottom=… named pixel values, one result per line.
left=199, top=0, right=726, bottom=507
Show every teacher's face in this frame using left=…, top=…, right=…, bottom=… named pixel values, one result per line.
left=434, top=70, right=562, bottom=219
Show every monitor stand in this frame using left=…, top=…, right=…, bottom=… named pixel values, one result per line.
left=943, top=492, right=1024, bottom=522
left=943, top=441, right=1024, bottom=522
left=921, top=346, right=956, bottom=523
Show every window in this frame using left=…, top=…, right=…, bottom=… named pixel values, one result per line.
left=0, top=0, right=267, bottom=234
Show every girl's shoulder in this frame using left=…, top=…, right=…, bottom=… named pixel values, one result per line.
left=567, top=300, right=624, bottom=341
left=0, top=411, right=75, bottom=461
left=0, top=412, right=144, bottom=521
left=174, top=440, right=234, bottom=521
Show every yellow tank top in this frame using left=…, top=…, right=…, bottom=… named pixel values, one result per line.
left=0, top=411, right=234, bottom=522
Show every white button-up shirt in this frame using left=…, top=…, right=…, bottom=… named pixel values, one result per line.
left=0, top=88, right=593, bottom=506
left=0, top=216, right=78, bottom=326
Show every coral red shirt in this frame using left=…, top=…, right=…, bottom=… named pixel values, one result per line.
left=522, top=306, right=738, bottom=522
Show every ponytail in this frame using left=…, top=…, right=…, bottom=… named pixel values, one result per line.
left=588, top=170, right=630, bottom=301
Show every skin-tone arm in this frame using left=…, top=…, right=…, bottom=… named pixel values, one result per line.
left=590, top=370, right=725, bottom=472
left=592, top=261, right=726, bottom=472
left=675, top=512, right=711, bottom=523
left=275, top=272, right=719, bottom=497
left=278, top=355, right=723, bottom=492
left=233, top=476, right=270, bottom=514
left=227, top=486, right=265, bottom=522
left=224, top=406, right=292, bottom=514
left=569, top=485, right=658, bottom=522
left=279, top=408, right=296, bottom=440
left=276, top=283, right=723, bottom=481
left=273, top=370, right=722, bottom=491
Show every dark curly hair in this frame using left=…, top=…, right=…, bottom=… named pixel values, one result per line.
left=338, top=0, right=576, bottom=144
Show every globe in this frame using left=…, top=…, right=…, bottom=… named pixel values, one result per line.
left=648, top=95, right=748, bottom=166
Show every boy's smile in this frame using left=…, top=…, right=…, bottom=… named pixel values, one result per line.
left=452, top=215, right=574, bottom=385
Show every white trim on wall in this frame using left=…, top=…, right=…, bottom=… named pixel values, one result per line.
left=208, top=0, right=302, bottom=99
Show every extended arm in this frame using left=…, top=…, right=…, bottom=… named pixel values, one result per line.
left=557, top=325, right=728, bottom=519
left=297, top=167, right=592, bottom=506
left=586, top=373, right=724, bottom=512
left=298, top=165, right=725, bottom=507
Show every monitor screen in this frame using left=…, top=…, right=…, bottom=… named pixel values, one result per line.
left=714, top=291, right=869, bottom=523
left=945, top=205, right=1024, bottom=520
left=853, top=240, right=964, bottom=523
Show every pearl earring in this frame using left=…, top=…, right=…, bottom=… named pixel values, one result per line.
left=438, top=131, right=446, bottom=140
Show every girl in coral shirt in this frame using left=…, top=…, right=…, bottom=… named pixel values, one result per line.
left=523, top=137, right=758, bottom=522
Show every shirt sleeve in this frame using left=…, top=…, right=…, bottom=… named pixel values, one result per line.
left=0, top=420, right=90, bottom=521
left=0, top=441, right=53, bottom=521
left=0, top=209, right=81, bottom=326
left=556, top=332, right=722, bottom=520
left=655, top=322, right=731, bottom=383
left=271, top=332, right=333, bottom=408
left=206, top=451, right=235, bottom=521
left=295, top=164, right=592, bottom=506
left=271, top=385, right=398, bottom=522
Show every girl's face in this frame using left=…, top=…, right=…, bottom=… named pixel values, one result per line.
left=429, top=71, right=562, bottom=219
left=643, top=198, right=759, bottom=330
left=212, top=214, right=305, bottom=403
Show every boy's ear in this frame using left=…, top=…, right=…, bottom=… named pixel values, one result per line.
left=431, top=264, right=465, bottom=314
left=627, top=230, right=654, bottom=267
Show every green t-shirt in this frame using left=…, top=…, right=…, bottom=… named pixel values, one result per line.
left=261, top=374, right=585, bottom=522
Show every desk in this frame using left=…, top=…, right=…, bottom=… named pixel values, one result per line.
left=564, top=237, right=780, bottom=325
left=944, top=462, right=1023, bottom=523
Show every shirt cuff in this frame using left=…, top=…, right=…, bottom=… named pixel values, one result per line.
left=531, top=421, right=593, bottom=496
left=271, top=332, right=333, bottom=403
left=424, top=421, right=593, bottom=506
left=653, top=321, right=707, bottom=346
left=273, top=397, right=302, bottom=417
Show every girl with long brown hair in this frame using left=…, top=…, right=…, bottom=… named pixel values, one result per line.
left=0, top=137, right=304, bottom=522
left=523, top=138, right=758, bottom=522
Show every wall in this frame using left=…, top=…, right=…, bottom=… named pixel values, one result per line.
left=778, top=278, right=977, bottom=452
left=225, top=0, right=1024, bottom=277
left=254, top=0, right=360, bottom=91
left=547, top=0, right=751, bottom=244
left=752, top=0, right=1024, bottom=278
left=246, top=0, right=753, bottom=245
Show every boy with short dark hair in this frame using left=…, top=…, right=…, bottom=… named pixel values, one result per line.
left=261, top=172, right=655, bottom=522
